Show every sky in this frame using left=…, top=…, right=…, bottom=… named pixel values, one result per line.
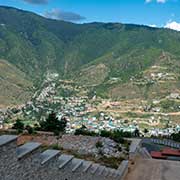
left=0, top=0, right=180, bottom=31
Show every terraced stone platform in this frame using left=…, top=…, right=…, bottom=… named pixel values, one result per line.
left=0, top=135, right=129, bottom=180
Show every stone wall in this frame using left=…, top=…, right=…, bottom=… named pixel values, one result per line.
left=128, top=138, right=142, bottom=162
left=0, top=135, right=129, bottom=180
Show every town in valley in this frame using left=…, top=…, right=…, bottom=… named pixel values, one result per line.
left=1, top=71, right=180, bottom=138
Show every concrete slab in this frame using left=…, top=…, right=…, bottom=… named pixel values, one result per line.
left=125, top=159, right=180, bottom=180
left=40, top=149, right=60, bottom=165
left=0, top=135, right=18, bottom=146
left=58, top=154, right=74, bottom=169
left=17, top=142, right=41, bottom=159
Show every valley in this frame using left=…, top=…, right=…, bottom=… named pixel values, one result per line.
left=1, top=65, right=180, bottom=137
left=0, top=6, right=180, bottom=136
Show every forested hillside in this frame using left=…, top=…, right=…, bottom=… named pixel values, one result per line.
left=1, top=6, right=180, bottom=105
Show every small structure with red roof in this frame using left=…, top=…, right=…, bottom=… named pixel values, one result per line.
left=162, top=147, right=180, bottom=157
left=151, top=147, right=180, bottom=160
left=151, top=151, right=167, bottom=159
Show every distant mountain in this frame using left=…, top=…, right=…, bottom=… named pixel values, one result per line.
left=1, top=6, right=180, bottom=105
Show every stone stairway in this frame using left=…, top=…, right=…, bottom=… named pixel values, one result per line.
left=0, top=135, right=129, bottom=180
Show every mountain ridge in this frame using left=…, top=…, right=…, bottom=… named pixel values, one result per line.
left=1, top=6, right=180, bottom=105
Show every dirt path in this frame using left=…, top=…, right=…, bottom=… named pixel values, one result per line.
left=98, top=108, right=180, bottom=116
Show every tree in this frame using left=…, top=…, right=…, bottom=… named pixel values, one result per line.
left=100, top=130, right=112, bottom=138
left=74, top=125, right=97, bottom=136
left=12, top=119, right=24, bottom=133
left=100, top=130, right=130, bottom=143
left=134, top=128, right=140, bottom=137
left=39, top=112, right=67, bottom=135
left=171, top=132, right=180, bottom=142
left=25, top=125, right=34, bottom=134
left=96, top=141, right=103, bottom=148
left=144, top=128, right=148, bottom=134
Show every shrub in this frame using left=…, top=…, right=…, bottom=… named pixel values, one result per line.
left=96, top=141, right=103, bottom=148
left=12, top=119, right=24, bottom=133
left=50, top=144, right=62, bottom=150
left=111, top=131, right=125, bottom=144
left=100, top=130, right=131, bottom=143
left=100, top=130, right=112, bottom=138
left=74, top=126, right=98, bottom=136
left=99, top=156, right=125, bottom=169
left=171, top=132, right=180, bottom=142
left=25, top=125, right=35, bottom=134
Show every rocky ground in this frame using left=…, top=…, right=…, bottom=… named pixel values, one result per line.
left=18, top=134, right=127, bottom=158
left=58, top=135, right=127, bottom=158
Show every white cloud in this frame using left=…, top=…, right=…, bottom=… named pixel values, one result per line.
left=44, top=8, right=86, bottom=22
left=145, top=0, right=152, bottom=3
left=145, top=0, right=167, bottom=3
left=164, top=21, right=180, bottom=31
left=157, top=0, right=166, bottom=3
left=149, top=24, right=157, bottom=27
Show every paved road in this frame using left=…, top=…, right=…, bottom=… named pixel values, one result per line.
left=125, top=159, right=180, bottom=180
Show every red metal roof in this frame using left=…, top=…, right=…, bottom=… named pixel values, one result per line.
left=151, top=151, right=167, bottom=159
left=162, top=148, right=180, bottom=157
left=151, top=147, right=180, bottom=159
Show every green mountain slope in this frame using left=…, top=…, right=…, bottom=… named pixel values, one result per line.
left=1, top=6, right=180, bottom=105
left=0, top=59, right=33, bottom=107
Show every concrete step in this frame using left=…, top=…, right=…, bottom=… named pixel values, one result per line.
left=108, top=168, right=114, bottom=177
left=17, top=142, right=41, bottom=159
left=58, top=154, right=74, bottom=169
left=90, top=163, right=100, bottom=174
left=112, top=170, right=119, bottom=178
left=71, top=158, right=84, bottom=172
left=108, top=168, right=118, bottom=178
left=82, top=161, right=93, bottom=172
left=0, top=135, right=18, bottom=147
left=96, top=165, right=106, bottom=176
left=102, top=167, right=110, bottom=177
left=113, top=170, right=120, bottom=178
left=117, top=160, right=129, bottom=179
left=40, top=149, right=60, bottom=165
